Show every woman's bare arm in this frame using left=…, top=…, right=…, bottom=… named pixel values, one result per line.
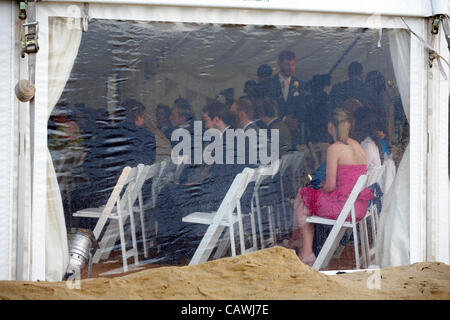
left=322, top=144, right=338, bottom=193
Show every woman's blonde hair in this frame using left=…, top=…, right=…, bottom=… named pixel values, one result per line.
left=330, top=108, right=354, bottom=144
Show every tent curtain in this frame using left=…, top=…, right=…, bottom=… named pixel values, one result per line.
left=46, top=17, right=82, bottom=281
left=375, top=29, right=411, bottom=267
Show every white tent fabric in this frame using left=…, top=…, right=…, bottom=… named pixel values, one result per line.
left=375, top=29, right=411, bottom=267
left=26, top=1, right=437, bottom=279
left=0, top=0, right=14, bottom=281
left=41, top=0, right=437, bottom=18
left=45, top=17, right=82, bottom=281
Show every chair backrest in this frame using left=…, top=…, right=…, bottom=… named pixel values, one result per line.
left=92, top=164, right=147, bottom=238
left=250, top=158, right=281, bottom=196
left=280, top=150, right=305, bottom=191
left=337, top=174, right=368, bottom=224
left=279, top=152, right=296, bottom=177
left=173, top=154, right=190, bottom=182
left=366, top=165, right=385, bottom=188
left=136, top=162, right=161, bottom=208
left=214, top=167, right=256, bottom=218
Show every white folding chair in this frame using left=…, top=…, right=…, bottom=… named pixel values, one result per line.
left=306, top=174, right=369, bottom=270
left=73, top=164, right=150, bottom=272
left=251, top=159, right=281, bottom=249
left=131, top=162, right=162, bottom=258
left=182, top=167, right=259, bottom=265
left=361, top=164, right=388, bottom=265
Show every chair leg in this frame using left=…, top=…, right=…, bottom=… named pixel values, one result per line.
left=138, top=193, right=148, bottom=259
left=229, top=216, right=236, bottom=257
left=128, top=209, right=139, bottom=266
left=249, top=206, right=258, bottom=253
left=313, top=227, right=347, bottom=270
left=353, top=222, right=361, bottom=270
left=237, top=203, right=246, bottom=255
left=255, top=194, right=264, bottom=249
left=279, top=178, right=288, bottom=234
left=267, top=205, right=275, bottom=246
left=213, top=228, right=230, bottom=259
left=93, top=220, right=119, bottom=263
left=117, top=213, right=129, bottom=273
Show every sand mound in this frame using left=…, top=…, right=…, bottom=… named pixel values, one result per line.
left=0, top=247, right=449, bottom=300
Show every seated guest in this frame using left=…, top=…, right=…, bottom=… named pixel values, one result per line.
left=74, top=106, right=146, bottom=229
left=244, top=80, right=259, bottom=102
left=169, top=99, right=195, bottom=143
left=169, top=100, right=199, bottom=183
left=156, top=103, right=173, bottom=140
left=122, top=99, right=156, bottom=166
left=365, top=70, right=394, bottom=146
left=260, top=97, right=292, bottom=156
left=252, top=98, right=269, bottom=130
left=154, top=101, right=241, bottom=264
left=286, top=108, right=374, bottom=265
left=256, top=64, right=274, bottom=100
left=353, top=107, right=382, bottom=170
left=329, top=61, right=377, bottom=110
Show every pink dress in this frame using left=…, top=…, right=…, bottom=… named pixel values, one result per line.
left=300, top=165, right=374, bottom=222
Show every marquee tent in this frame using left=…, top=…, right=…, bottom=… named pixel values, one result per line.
left=0, top=0, right=448, bottom=281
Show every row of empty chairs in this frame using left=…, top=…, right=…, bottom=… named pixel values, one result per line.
left=73, top=156, right=187, bottom=272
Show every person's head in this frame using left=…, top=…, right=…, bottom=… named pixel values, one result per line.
left=235, top=96, right=255, bottom=128
left=365, top=70, right=386, bottom=94
left=261, top=98, right=279, bottom=122
left=251, top=98, right=265, bottom=122
left=170, top=101, right=194, bottom=127
left=353, top=106, right=379, bottom=143
left=348, top=61, right=364, bottom=80
left=155, top=103, right=171, bottom=126
left=123, top=99, right=146, bottom=126
left=257, top=64, right=273, bottom=82
left=341, top=98, right=363, bottom=114
left=244, top=80, right=258, bottom=98
left=203, top=100, right=237, bottom=131
left=328, top=108, right=354, bottom=144
left=278, top=50, right=296, bottom=78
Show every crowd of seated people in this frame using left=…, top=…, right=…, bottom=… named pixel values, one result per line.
left=48, top=48, right=405, bottom=266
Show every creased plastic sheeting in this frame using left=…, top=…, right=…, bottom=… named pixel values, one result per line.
left=46, top=17, right=82, bottom=281
left=46, top=18, right=410, bottom=271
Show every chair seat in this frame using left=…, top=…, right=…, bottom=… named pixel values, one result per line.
left=306, top=216, right=354, bottom=228
left=182, top=211, right=239, bottom=226
left=74, top=206, right=120, bottom=220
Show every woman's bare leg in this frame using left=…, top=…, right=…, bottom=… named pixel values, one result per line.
left=284, top=193, right=304, bottom=249
left=297, top=202, right=316, bottom=265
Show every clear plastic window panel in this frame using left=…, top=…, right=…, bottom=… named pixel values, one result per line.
left=48, top=19, right=409, bottom=274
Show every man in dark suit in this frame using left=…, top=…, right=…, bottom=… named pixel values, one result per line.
left=329, top=61, right=377, bottom=110
left=267, top=51, right=306, bottom=134
left=154, top=101, right=240, bottom=264
left=232, top=96, right=270, bottom=168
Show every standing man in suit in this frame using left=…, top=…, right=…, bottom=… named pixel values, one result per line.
left=266, top=50, right=306, bottom=146
left=268, top=51, right=306, bottom=131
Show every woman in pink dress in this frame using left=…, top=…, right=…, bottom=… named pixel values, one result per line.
left=286, top=108, right=374, bottom=266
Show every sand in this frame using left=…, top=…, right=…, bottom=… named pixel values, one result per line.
left=0, top=247, right=449, bottom=300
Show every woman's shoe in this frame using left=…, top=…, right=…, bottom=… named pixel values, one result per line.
left=281, top=238, right=302, bottom=250
left=299, top=253, right=316, bottom=267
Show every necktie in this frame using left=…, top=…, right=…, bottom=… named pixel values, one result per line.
left=282, top=78, right=289, bottom=101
